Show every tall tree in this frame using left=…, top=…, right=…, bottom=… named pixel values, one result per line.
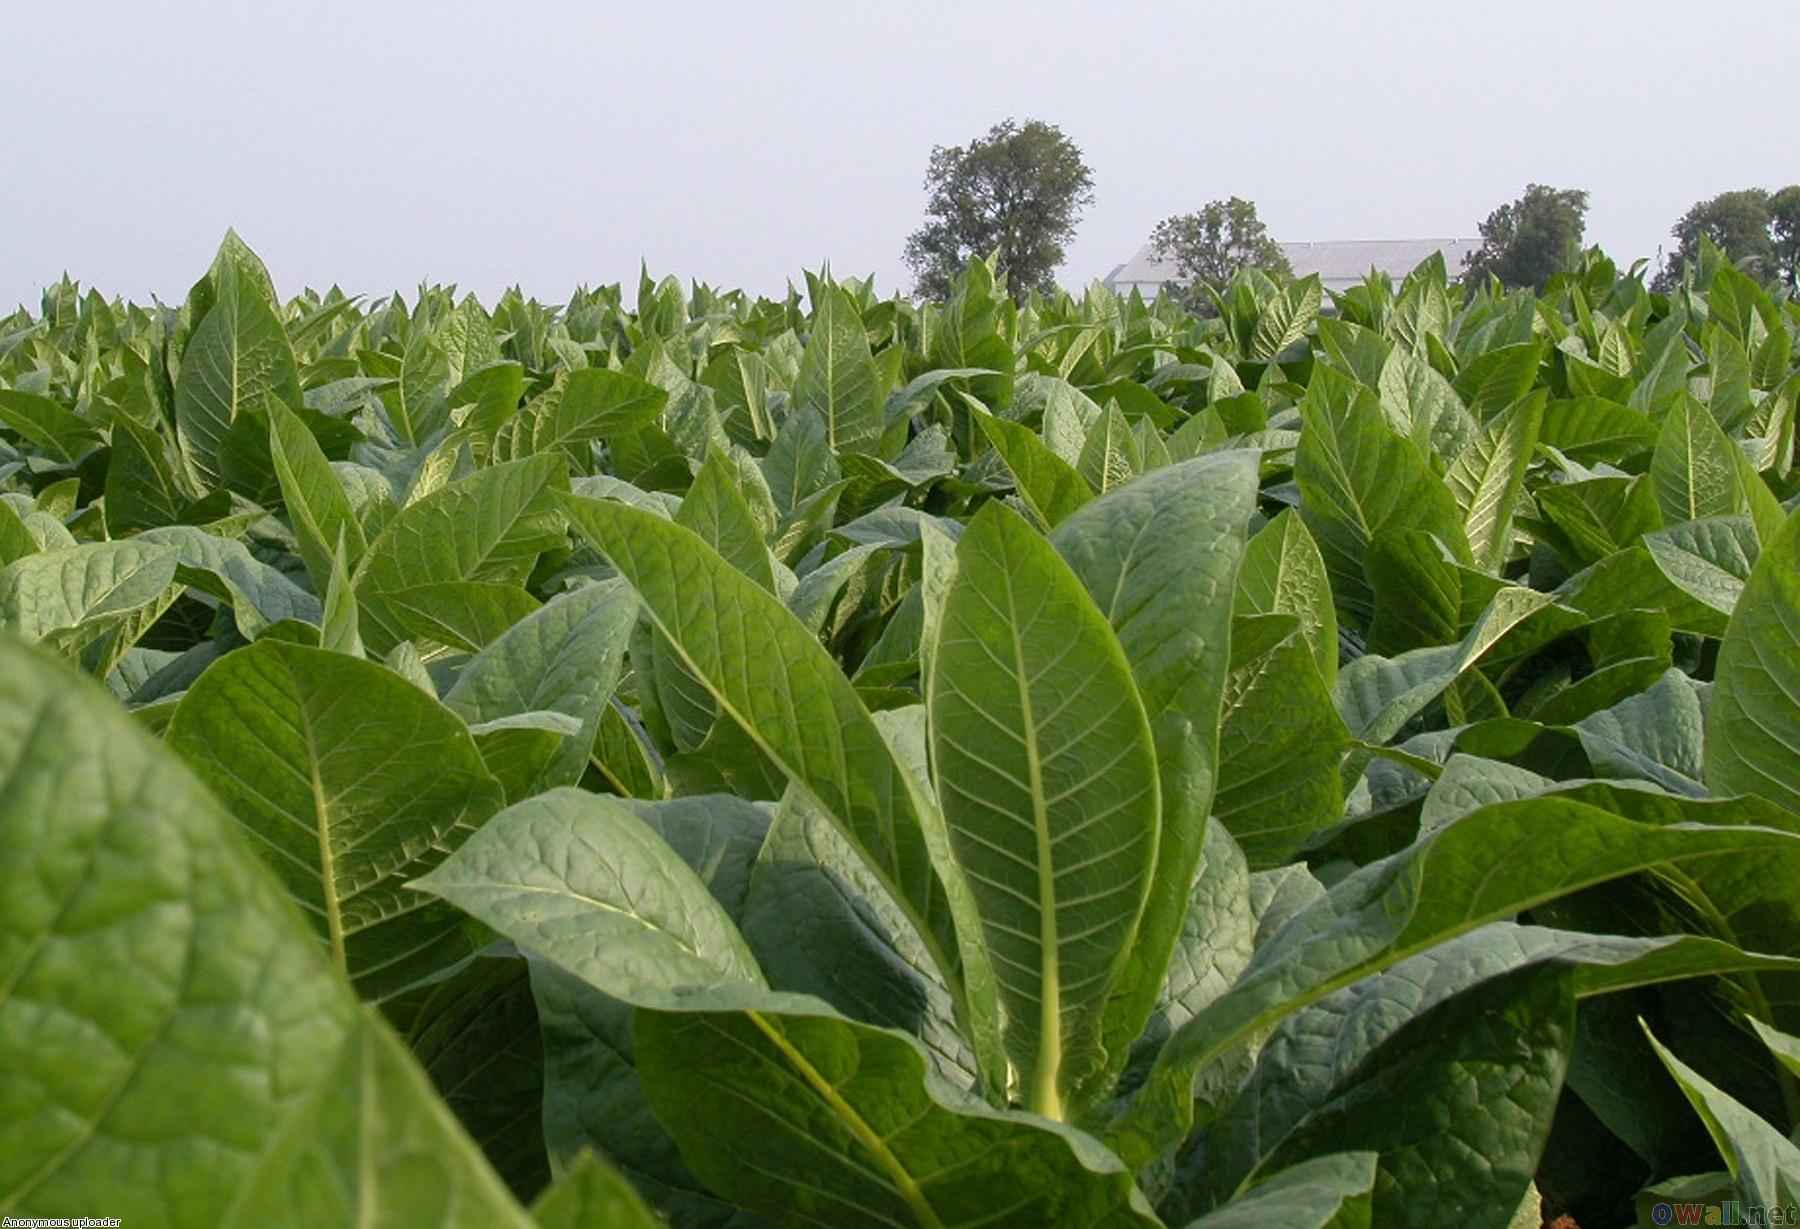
left=1463, top=184, right=1589, bottom=291
left=1149, top=197, right=1291, bottom=312
left=1772, top=185, right=1800, bottom=289
left=903, top=119, right=1095, bottom=302
left=1657, top=186, right=1800, bottom=289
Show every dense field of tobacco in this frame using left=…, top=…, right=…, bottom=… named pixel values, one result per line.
left=1, top=236, right=1796, bottom=1228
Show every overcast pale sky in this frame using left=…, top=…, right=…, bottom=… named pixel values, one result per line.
left=6, top=1, right=1797, bottom=308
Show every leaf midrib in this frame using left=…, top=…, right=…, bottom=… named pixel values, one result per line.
left=748, top=1011, right=946, bottom=1229
left=995, top=561, right=1064, bottom=1121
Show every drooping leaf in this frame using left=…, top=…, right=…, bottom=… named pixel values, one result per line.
left=0, top=631, right=534, bottom=1226
left=380, top=580, right=541, bottom=652
left=1643, top=514, right=1759, bottom=616
left=1111, top=793, right=1800, bottom=1171
left=1645, top=1026, right=1800, bottom=1210
left=636, top=1002, right=1156, bottom=1228
left=140, top=524, right=323, bottom=638
left=413, top=788, right=765, bottom=1000
left=559, top=494, right=1001, bottom=1083
left=0, top=389, right=103, bottom=464
left=0, top=539, right=181, bottom=654
left=416, top=784, right=1155, bottom=1227
left=975, top=406, right=1092, bottom=530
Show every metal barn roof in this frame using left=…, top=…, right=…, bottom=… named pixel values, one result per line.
left=1103, top=237, right=1484, bottom=295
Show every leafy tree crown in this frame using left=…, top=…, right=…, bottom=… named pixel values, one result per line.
left=1656, top=185, right=1800, bottom=290
left=1148, top=197, right=1291, bottom=312
left=903, top=118, right=1094, bottom=302
left=1463, top=183, right=1589, bottom=292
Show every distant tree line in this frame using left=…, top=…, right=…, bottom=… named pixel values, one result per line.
left=902, top=118, right=1799, bottom=300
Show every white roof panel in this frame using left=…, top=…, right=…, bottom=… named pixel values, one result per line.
left=1104, top=237, right=1484, bottom=290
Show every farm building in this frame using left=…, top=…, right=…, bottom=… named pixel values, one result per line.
left=1102, top=236, right=1484, bottom=297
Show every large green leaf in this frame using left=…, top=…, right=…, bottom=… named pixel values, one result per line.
left=1110, top=794, right=1800, bottom=1170
left=1651, top=394, right=1747, bottom=525
left=1452, top=340, right=1544, bottom=422
left=975, top=407, right=1092, bottom=530
left=760, top=406, right=840, bottom=516
left=0, top=501, right=38, bottom=567
left=528, top=963, right=752, bottom=1228
left=1235, top=508, right=1337, bottom=689
left=1706, top=506, right=1800, bottom=814
left=220, top=1008, right=538, bottom=1228
left=269, top=398, right=366, bottom=593
left=1444, top=390, right=1542, bottom=572
left=175, top=261, right=300, bottom=501
left=1645, top=1026, right=1800, bottom=1210
left=1215, top=614, right=1349, bottom=864
left=104, top=416, right=191, bottom=535
left=929, top=502, right=1160, bottom=1119
left=416, top=785, right=1155, bottom=1227
left=1296, top=366, right=1471, bottom=628
left=1204, top=918, right=1800, bottom=1228
left=1249, top=276, right=1322, bottom=361
left=0, top=538, right=181, bottom=654
left=496, top=366, right=667, bottom=463
left=521, top=793, right=773, bottom=1227
left=0, top=632, right=535, bottom=1226
left=1179, top=1152, right=1375, bottom=1229
left=354, top=454, right=568, bottom=654
left=1128, top=819, right=1254, bottom=1085
left=676, top=449, right=776, bottom=590
left=414, top=788, right=764, bottom=999
left=1539, top=396, right=1657, bottom=463
left=1211, top=963, right=1573, bottom=1229
left=1644, top=514, right=1759, bottom=616
left=1376, top=345, right=1474, bottom=463
left=530, top=1150, right=662, bottom=1229
left=1050, top=455, right=1257, bottom=1094
left=380, top=580, right=540, bottom=653
left=795, top=284, right=883, bottom=452
left=139, top=524, right=322, bottom=638
left=559, top=493, right=1000, bottom=1083
left=443, top=581, right=636, bottom=798
left=1076, top=403, right=1141, bottom=495
left=0, top=389, right=103, bottom=464
left=636, top=1004, right=1155, bottom=1228
left=390, top=951, right=549, bottom=1199
left=167, top=639, right=506, bottom=999
left=741, top=783, right=977, bottom=1086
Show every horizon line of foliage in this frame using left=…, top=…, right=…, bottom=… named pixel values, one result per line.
left=1, top=231, right=1799, bottom=1229
left=895, top=118, right=1797, bottom=306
